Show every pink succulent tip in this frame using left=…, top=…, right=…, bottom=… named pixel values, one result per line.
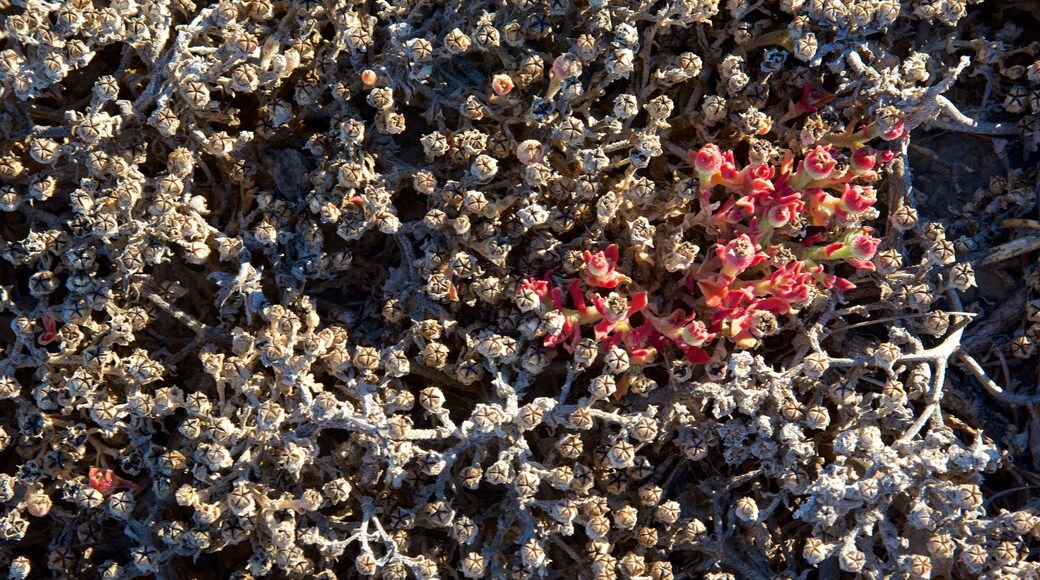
left=680, top=319, right=714, bottom=347
left=89, top=467, right=135, bottom=496
left=823, top=242, right=845, bottom=258
left=491, top=73, right=514, bottom=96
left=880, top=119, right=906, bottom=140
left=850, top=231, right=880, bottom=260
left=851, top=146, right=876, bottom=172
left=521, top=276, right=550, bottom=299
left=583, top=245, right=629, bottom=288
left=803, top=145, right=837, bottom=181
left=40, top=314, right=58, bottom=344
left=765, top=199, right=801, bottom=229
left=840, top=184, right=876, bottom=213
left=692, top=144, right=724, bottom=176
left=718, top=234, right=756, bottom=270
left=795, top=83, right=835, bottom=113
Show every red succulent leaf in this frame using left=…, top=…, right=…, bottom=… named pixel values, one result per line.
left=628, top=346, right=657, bottom=365
left=521, top=276, right=551, bottom=299
left=802, top=233, right=825, bottom=246
left=549, top=286, right=564, bottom=310
left=778, top=151, right=795, bottom=176
left=734, top=195, right=756, bottom=215
left=591, top=293, right=610, bottom=318
left=628, top=292, right=648, bottom=315
left=760, top=261, right=812, bottom=302
left=709, top=197, right=743, bottom=229
left=880, top=118, right=906, bottom=140
left=89, top=467, right=134, bottom=496
left=748, top=163, right=775, bottom=181
left=681, top=345, right=711, bottom=364
left=680, top=319, right=715, bottom=347
left=544, top=318, right=581, bottom=351
left=40, top=314, right=58, bottom=344
left=722, top=286, right=755, bottom=309
left=822, top=274, right=856, bottom=291
left=823, top=242, right=845, bottom=258
left=698, top=276, right=732, bottom=308
left=755, top=296, right=792, bottom=314
left=719, top=161, right=739, bottom=181
left=795, top=83, right=836, bottom=113
left=846, top=258, right=876, bottom=271
left=567, top=279, right=586, bottom=312
left=593, top=319, right=614, bottom=341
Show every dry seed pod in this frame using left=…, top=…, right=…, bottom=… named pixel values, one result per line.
left=1010, top=335, right=1036, bottom=359
left=735, top=497, right=759, bottom=522
left=461, top=553, right=484, bottom=578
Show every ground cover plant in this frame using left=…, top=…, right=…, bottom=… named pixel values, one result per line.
left=1, top=0, right=1040, bottom=577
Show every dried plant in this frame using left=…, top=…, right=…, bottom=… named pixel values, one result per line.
left=0, top=0, right=1039, bottom=578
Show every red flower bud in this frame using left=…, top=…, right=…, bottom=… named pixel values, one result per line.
left=585, top=249, right=611, bottom=278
